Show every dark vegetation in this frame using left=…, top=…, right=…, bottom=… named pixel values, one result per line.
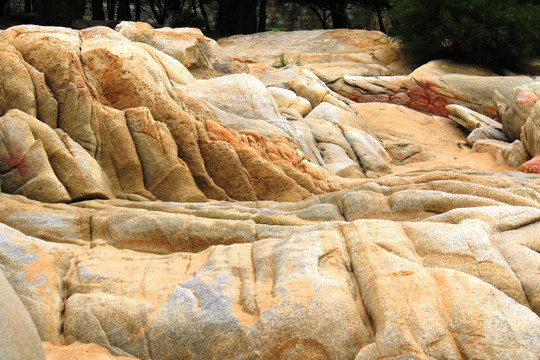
left=388, top=0, right=540, bottom=72
left=0, top=0, right=538, bottom=71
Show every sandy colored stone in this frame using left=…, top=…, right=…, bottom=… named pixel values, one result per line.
left=117, top=21, right=247, bottom=79
left=352, top=102, right=516, bottom=174
left=0, top=271, right=46, bottom=360
left=1, top=25, right=540, bottom=360
left=0, top=223, right=72, bottom=342
left=43, top=342, right=137, bottom=360
left=340, top=124, right=392, bottom=177
left=467, top=124, right=509, bottom=144
left=218, top=29, right=409, bottom=77
left=496, top=81, right=540, bottom=141
left=347, top=219, right=540, bottom=360
left=521, top=98, right=540, bottom=157
left=124, top=107, right=206, bottom=202
left=446, top=104, right=503, bottom=132
left=472, top=139, right=529, bottom=168
left=260, top=67, right=330, bottom=109
left=64, top=230, right=371, bottom=359
left=319, top=142, right=364, bottom=178
left=267, top=86, right=296, bottom=108
left=0, top=110, right=71, bottom=203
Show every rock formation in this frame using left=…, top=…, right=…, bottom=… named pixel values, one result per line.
left=0, top=23, right=539, bottom=360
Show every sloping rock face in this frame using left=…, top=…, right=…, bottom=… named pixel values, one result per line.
left=218, top=29, right=411, bottom=80
left=1, top=24, right=540, bottom=360
left=1, top=168, right=540, bottom=359
left=0, top=25, right=359, bottom=204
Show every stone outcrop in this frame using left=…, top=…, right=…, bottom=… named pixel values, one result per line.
left=218, top=29, right=410, bottom=81
left=1, top=167, right=539, bottom=359
left=0, top=25, right=365, bottom=203
left=329, top=60, right=534, bottom=117
left=495, top=81, right=540, bottom=157
left=1, top=24, right=540, bottom=360
left=116, top=22, right=248, bottom=79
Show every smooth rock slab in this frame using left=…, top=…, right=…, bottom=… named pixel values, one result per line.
left=65, top=230, right=371, bottom=359
left=0, top=223, right=72, bottom=341
left=0, top=271, right=46, bottom=360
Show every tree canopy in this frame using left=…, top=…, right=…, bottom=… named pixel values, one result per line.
left=388, top=0, right=540, bottom=71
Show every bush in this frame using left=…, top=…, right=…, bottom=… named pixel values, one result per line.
left=168, top=9, right=206, bottom=31
left=388, top=0, right=540, bottom=72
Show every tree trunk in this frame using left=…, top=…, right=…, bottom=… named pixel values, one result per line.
left=374, top=2, right=386, bottom=33
left=217, top=0, right=257, bottom=36
left=330, top=1, right=350, bottom=29
left=92, top=0, right=105, bottom=20
left=117, top=0, right=131, bottom=19
left=257, top=0, right=267, bottom=32
left=135, top=0, right=140, bottom=20
left=107, top=0, right=116, bottom=20
left=199, top=0, right=211, bottom=31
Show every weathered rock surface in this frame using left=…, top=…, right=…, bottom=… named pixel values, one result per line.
left=494, top=81, right=540, bottom=160
left=472, top=139, right=530, bottom=168
left=330, top=60, right=534, bottom=117
left=0, top=270, right=46, bottom=360
left=1, top=24, right=540, bottom=360
left=218, top=29, right=410, bottom=80
left=0, top=167, right=539, bottom=359
left=116, top=21, right=248, bottom=79
left=0, top=24, right=366, bottom=203
left=43, top=342, right=138, bottom=360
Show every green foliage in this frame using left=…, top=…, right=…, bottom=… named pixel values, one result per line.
left=388, top=0, right=540, bottom=71
left=272, top=52, right=302, bottom=68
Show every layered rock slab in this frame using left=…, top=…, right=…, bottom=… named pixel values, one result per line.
left=330, top=60, right=534, bottom=117
left=1, top=168, right=539, bottom=359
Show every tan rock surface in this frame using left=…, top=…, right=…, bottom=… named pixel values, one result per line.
left=0, top=271, right=46, bottom=360
left=43, top=342, right=137, bottom=360
left=0, top=24, right=347, bottom=203
left=116, top=21, right=247, bottom=79
left=331, top=60, right=534, bottom=117
left=0, top=25, right=539, bottom=360
left=218, top=29, right=410, bottom=78
left=0, top=166, right=539, bottom=359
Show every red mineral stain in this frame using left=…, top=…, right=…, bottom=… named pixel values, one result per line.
left=407, top=89, right=430, bottom=108
left=431, top=96, right=449, bottom=116
left=2, top=153, right=29, bottom=177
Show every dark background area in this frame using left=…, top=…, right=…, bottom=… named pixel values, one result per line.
left=0, top=0, right=388, bottom=36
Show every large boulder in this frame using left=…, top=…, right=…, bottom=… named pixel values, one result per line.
left=116, top=21, right=248, bottom=79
